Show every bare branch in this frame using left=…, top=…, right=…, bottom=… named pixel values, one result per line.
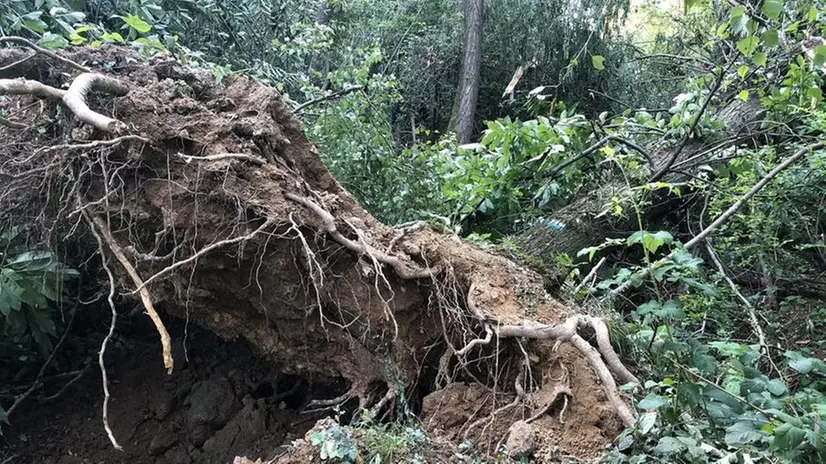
left=293, top=85, right=364, bottom=113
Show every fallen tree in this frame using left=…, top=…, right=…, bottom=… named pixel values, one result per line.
left=515, top=39, right=823, bottom=265
left=0, top=42, right=639, bottom=458
left=516, top=96, right=766, bottom=263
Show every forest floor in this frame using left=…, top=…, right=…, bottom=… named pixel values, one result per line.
left=4, top=315, right=613, bottom=463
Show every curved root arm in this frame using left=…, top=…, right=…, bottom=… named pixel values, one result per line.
left=62, top=73, right=129, bottom=132
left=285, top=193, right=439, bottom=279
left=463, top=315, right=638, bottom=428
left=568, top=334, right=635, bottom=427
left=0, top=73, right=128, bottom=132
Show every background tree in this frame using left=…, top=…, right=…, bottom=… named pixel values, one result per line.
left=449, top=0, right=483, bottom=143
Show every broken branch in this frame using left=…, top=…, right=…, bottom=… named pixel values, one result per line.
left=605, top=141, right=826, bottom=302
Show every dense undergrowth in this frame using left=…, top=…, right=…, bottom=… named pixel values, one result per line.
left=2, top=0, right=826, bottom=462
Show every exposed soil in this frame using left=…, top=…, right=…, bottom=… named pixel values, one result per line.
left=3, top=318, right=326, bottom=463
left=0, top=45, right=631, bottom=462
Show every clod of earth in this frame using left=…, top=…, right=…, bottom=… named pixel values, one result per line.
left=0, top=42, right=640, bottom=460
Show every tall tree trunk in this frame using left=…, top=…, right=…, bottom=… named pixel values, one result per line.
left=449, top=0, right=483, bottom=144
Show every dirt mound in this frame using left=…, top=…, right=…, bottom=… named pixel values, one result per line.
left=0, top=43, right=636, bottom=461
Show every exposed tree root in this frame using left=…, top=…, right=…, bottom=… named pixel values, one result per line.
left=84, top=212, right=124, bottom=451
left=0, top=46, right=643, bottom=457
left=285, top=193, right=439, bottom=279
left=462, top=314, right=638, bottom=427
left=0, top=74, right=128, bottom=132
left=87, top=213, right=174, bottom=374
left=526, top=384, right=571, bottom=424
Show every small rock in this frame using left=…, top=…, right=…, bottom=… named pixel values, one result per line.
left=506, top=420, right=535, bottom=459
left=233, top=458, right=263, bottom=464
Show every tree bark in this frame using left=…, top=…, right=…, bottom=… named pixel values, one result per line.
left=449, top=0, right=483, bottom=144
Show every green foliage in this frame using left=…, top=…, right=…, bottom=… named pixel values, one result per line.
left=0, top=227, right=78, bottom=359
left=308, top=411, right=429, bottom=463
left=440, top=113, right=593, bottom=234
left=302, top=46, right=455, bottom=224
left=310, top=422, right=359, bottom=462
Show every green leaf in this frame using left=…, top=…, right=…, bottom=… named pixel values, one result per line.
left=638, top=393, right=667, bottom=410
left=636, top=301, right=660, bottom=316
left=753, top=52, right=767, bottom=66
left=120, top=14, right=152, bottom=33
left=761, top=0, right=783, bottom=20
left=737, top=36, right=760, bottom=56
left=710, top=341, right=747, bottom=357
left=762, top=29, right=780, bottom=48
left=785, top=350, right=826, bottom=374
left=591, top=55, right=605, bottom=71
left=37, top=33, right=69, bottom=51
left=6, top=250, right=56, bottom=269
left=766, top=379, right=787, bottom=396
left=738, top=64, right=750, bottom=78
left=808, top=87, right=823, bottom=105
left=654, top=436, right=685, bottom=455
left=738, top=90, right=750, bottom=101
left=773, top=423, right=807, bottom=450
left=100, top=32, right=124, bottom=43
left=813, top=46, right=826, bottom=67
left=725, top=421, right=764, bottom=446
left=729, top=6, right=749, bottom=34
left=19, top=12, right=48, bottom=33
left=655, top=300, right=684, bottom=320
left=638, top=411, right=657, bottom=435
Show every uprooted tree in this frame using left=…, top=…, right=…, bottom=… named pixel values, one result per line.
left=0, top=42, right=640, bottom=454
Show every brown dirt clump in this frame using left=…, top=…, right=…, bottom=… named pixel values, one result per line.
left=0, top=43, right=635, bottom=462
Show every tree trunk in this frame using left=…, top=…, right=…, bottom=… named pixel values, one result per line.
left=449, top=0, right=483, bottom=144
